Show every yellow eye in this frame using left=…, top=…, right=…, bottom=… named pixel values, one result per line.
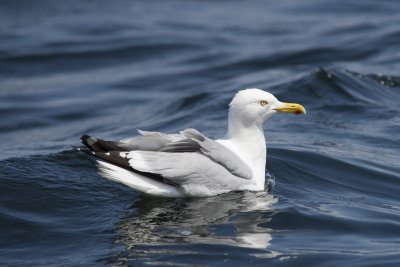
left=260, top=100, right=268, bottom=106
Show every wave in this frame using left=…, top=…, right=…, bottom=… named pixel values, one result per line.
left=273, top=68, right=400, bottom=106
left=268, top=148, right=400, bottom=200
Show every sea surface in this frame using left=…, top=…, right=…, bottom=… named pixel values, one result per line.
left=1, top=0, right=399, bottom=266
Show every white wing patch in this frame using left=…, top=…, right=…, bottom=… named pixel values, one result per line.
left=119, top=152, right=129, bottom=158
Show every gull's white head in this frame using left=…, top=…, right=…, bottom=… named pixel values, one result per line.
left=229, top=88, right=306, bottom=126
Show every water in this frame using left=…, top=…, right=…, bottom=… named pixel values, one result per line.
left=1, top=0, right=399, bottom=266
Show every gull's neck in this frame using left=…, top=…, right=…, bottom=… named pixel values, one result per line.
left=227, top=112, right=264, bottom=141
left=218, top=111, right=267, bottom=189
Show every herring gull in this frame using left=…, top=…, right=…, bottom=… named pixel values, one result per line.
left=72, top=89, right=306, bottom=197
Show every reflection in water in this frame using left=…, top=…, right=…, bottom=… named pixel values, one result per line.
left=110, top=190, right=284, bottom=264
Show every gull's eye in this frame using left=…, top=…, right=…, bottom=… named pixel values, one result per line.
left=260, top=100, right=268, bottom=106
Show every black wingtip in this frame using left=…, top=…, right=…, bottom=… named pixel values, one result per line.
left=81, top=134, right=90, bottom=148
left=80, top=134, right=109, bottom=152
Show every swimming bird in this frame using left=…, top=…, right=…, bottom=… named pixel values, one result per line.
left=72, top=89, right=306, bottom=197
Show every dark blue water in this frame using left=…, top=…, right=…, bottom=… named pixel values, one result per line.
left=1, top=0, right=400, bottom=266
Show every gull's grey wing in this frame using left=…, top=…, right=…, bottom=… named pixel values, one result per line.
left=75, top=128, right=252, bottom=195
left=75, top=134, right=249, bottom=193
left=119, top=130, right=177, bottom=151
left=159, top=138, right=200, bottom=153
left=127, top=150, right=248, bottom=194
left=158, top=128, right=252, bottom=179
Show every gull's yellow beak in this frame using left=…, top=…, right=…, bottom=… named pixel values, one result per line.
left=274, top=102, right=306, bottom=115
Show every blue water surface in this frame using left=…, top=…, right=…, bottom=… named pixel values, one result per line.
left=1, top=0, right=399, bottom=266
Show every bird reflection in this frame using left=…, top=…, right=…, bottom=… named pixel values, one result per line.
left=110, top=190, right=280, bottom=263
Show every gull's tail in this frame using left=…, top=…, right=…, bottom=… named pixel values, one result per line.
left=72, top=134, right=184, bottom=198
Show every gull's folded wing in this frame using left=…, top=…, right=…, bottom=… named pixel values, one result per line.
left=74, top=129, right=252, bottom=192
left=159, top=128, right=252, bottom=179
